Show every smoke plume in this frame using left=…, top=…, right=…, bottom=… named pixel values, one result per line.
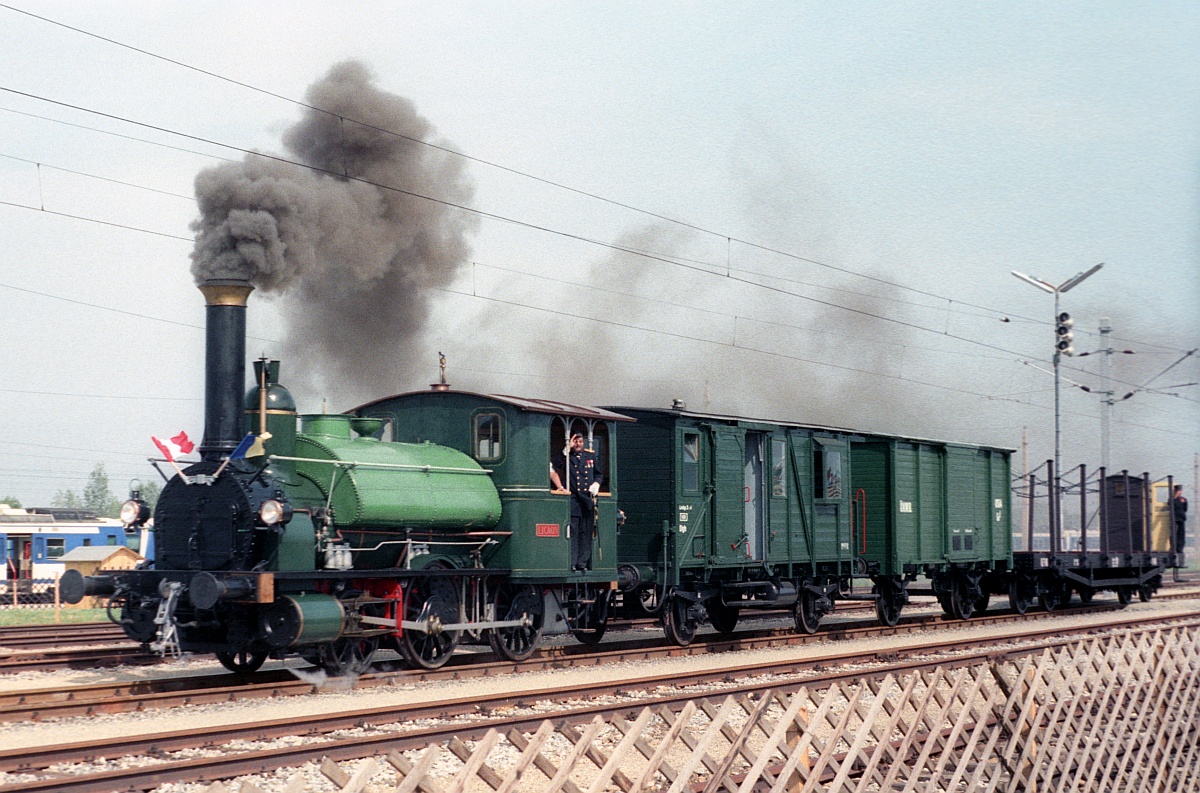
left=190, top=61, right=476, bottom=400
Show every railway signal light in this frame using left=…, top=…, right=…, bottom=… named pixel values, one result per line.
left=1056, top=312, right=1075, bottom=356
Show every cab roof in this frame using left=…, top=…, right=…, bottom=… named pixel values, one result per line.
left=353, top=389, right=636, bottom=423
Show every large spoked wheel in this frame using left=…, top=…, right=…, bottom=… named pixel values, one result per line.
left=950, top=576, right=976, bottom=620
left=488, top=584, right=544, bottom=662
left=663, top=592, right=697, bottom=646
left=794, top=591, right=821, bottom=635
left=873, top=584, right=903, bottom=627
left=570, top=585, right=611, bottom=646
left=397, top=575, right=461, bottom=670
left=319, top=634, right=379, bottom=676
left=707, top=598, right=739, bottom=635
left=1009, top=579, right=1032, bottom=615
left=216, top=649, right=268, bottom=674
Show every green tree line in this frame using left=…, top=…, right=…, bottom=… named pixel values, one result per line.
left=6, top=464, right=160, bottom=519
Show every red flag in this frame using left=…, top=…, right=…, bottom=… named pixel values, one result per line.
left=171, top=431, right=194, bottom=455
left=151, top=436, right=175, bottom=463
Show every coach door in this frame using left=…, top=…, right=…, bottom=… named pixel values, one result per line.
left=813, top=438, right=851, bottom=560
left=744, top=432, right=767, bottom=561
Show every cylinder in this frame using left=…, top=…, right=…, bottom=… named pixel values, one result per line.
left=198, top=279, right=253, bottom=461
left=260, top=594, right=345, bottom=648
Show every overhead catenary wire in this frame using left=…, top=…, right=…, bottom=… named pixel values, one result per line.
left=0, top=4, right=1187, bottom=355
left=1, top=86, right=1189, bottom=362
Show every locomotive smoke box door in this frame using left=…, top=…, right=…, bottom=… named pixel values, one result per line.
left=744, top=432, right=766, bottom=560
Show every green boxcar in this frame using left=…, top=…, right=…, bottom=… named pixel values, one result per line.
left=850, top=435, right=1012, bottom=620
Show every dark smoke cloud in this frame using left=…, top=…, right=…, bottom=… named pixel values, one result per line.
left=190, top=61, right=476, bottom=399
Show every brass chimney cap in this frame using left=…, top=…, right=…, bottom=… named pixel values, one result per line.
left=199, top=278, right=254, bottom=307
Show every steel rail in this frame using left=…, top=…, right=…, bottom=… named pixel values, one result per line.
left=3, top=613, right=1198, bottom=792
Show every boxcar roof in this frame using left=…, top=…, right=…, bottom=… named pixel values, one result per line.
left=354, top=390, right=636, bottom=422
left=603, top=405, right=1014, bottom=454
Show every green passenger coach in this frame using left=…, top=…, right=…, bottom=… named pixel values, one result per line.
left=609, top=405, right=1014, bottom=644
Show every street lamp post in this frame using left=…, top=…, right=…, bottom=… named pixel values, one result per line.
left=1011, top=264, right=1103, bottom=552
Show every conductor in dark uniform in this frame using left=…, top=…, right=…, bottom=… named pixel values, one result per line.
left=559, top=432, right=601, bottom=571
left=1173, top=485, right=1188, bottom=560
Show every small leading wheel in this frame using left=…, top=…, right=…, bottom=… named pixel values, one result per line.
left=320, top=635, right=379, bottom=676
left=1138, top=584, right=1153, bottom=602
left=488, top=584, right=544, bottom=662
left=794, top=591, right=821, bottom=635
left=397, top=576, right=461, bottom=670
left=216, top=649, right=267, bottom=674
left=663, top=592, right=697, bottom=646
left=873, top=584, right=903, bottom=628
left=949, top=576, right=975, bottom=620
left=570, top=585, right=610, bottom=646
left=707, top=598, right=739, bottom=635
left=1116, top=586, right=1133, bottom=606
left=1009, top=580, right=1032, bottom=615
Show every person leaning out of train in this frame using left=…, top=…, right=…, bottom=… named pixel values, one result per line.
left=1174, top=485, right=1188, bottom=561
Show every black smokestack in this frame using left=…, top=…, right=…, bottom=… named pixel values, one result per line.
left=197, top=278, right=253, bottom=461
left=188, top=61, right=476, bottom=402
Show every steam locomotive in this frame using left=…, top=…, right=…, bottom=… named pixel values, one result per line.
left=63, top=278, right=1184, bottom=675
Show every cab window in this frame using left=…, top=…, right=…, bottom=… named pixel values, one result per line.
left=474, top=413, right=502, bottom=461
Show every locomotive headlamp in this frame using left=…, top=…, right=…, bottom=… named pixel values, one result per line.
left=257, top=499, right=291, bottom=526
left=119, top=498, right=151, bottom=527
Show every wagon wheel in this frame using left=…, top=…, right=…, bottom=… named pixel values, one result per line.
left=794, top=590, right=821, bottom=635
left=1077, top=587, right=1095, bottom=604
left=1138, top=583, right=1153, bottom=602
left=1008, top=579, right=1032, bottom=615
left=397, top=575, right=461, bottom=670
left=873, top=584, right=903, bottom=627
left=1038, top=584, right=1063, bottom=612
left=974, top=591, right=990, bottom=615
left=1116, top=586, right=1133, bottom=606
left=707, top=598, right=739, bottom=635
left=216, top=649, right=268, bottom=674
left=936, top=593, right=955, bottom=618
left=319, top=634, right=379, bottom=676
left=662, top=592, right=697, bottom=646
left=949, top=576, right=975, bottom=620
left=570, top=585, right=610, bottom=646
left=487, top=584, right=543, bottom=662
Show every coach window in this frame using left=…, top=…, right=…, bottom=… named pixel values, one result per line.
left=46, top=538, right=65, bottom=559
left=813, top=447, right=843, bottom=499
left=772, top=438, right=786, bottom=497
left=474, top=412, right=502, bottom=461
left=682, top=433, right=700, bottom=491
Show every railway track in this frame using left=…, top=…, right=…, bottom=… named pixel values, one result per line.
left=0, top=623, right=127, bottom=649
left=2, top=608, right=1197, bottom=793
left=0, top=597, right=1178, bottom=723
